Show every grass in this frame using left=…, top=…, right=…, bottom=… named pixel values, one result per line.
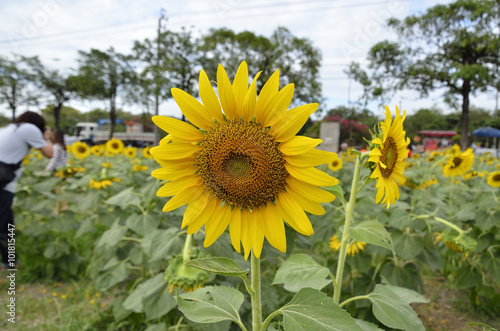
left=0, top=270, right=113, bottom=331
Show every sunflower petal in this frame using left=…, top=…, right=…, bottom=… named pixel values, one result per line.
left=276, top=192, right=314, bottom=236
left=162, top=185, right=204, bottom=212
left=229, top=209, right=242, bottom=253
left=285, top=163, right=339, bottom=187
left=271, top=103, right=318, bottom=142
left=285, top=185, right=325, bottom=215
left=286, top=176, right=335, bottom=203
left=255, top=69, right=279, bottom=124
left=242, top=71, right=261, bottom=121
left=156, top=175, right=202, bottom=197
left=262, top=83, right=294, bottom=127
left=261, top=203, right=286, bottom=253
left=199, top=70, right=223, bottom=122
left=151, top=142, right=200, bottom=160
left=152, top=116, right=204, bottom=141
left=204, top=204, right=231, bottom=247
left=284, top=150, right=336, bottom=167
left=232, top=61, right=249, bottom=115
left=279, top=136, right=322, bottom=155
left=172, top=88, right=213, bottom=129
left=217, top=64, right=238, bottom=119
left=181, top=191, right=210, bottom=228
left=151, top=166, right=198, bottom=181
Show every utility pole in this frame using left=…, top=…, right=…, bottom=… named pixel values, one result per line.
left=154, top=8, right=167, bottom=146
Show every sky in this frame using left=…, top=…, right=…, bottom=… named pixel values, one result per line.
left=1, top=0, right=498, bottom=121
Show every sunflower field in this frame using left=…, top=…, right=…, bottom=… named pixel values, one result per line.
left=1, top=64, right=500, bottom=331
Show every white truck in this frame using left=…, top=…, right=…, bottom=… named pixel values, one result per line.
left=75, top=120, right=155, bottom=144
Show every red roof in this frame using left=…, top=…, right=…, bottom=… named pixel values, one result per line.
left=417, top=130, right=457, bottom=137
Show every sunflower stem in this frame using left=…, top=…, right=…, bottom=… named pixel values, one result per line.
left=182, top=233, right=193, bottom=263
left=250, top=251, right=262, bottom=331
left=434, top=216, right=464, bottom=237
left=334, top=153, right=363, bottom=304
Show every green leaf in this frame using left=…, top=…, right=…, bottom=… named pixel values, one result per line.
left=455, top=266, right=481, bottom=290
left=96, top=221, right=127, bottom=250
left=95, top=260, right=131, bottom=291
left=105, top=187, right=140, bottom=210
left=355, top=319, right=384, bottom=331
left=126, top=213, right=159, bottom=236
left=481, top=254, right=500, bottom=284
left=367, top=284, right=427, bottom=331
left=178, top=286, right=244, bottom=324
left=279, top=288, right=362, bottom=331
left=147, top=228, right=183, bottom=262
left=144, top=324, right=167, bottom=331
left=349, top=220, right=394, bottom=253
left=185, top=257, right=249, bottom=277
left=272, top=254, right=332, bottom=293
left=325, top=185, right=345, bottom=205
left=392, top=231, right=424, bottom=259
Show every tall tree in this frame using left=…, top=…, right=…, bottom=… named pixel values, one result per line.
left=0, top=55, right=39, bottom=120
left=199, top=26, right=323, bottom=109
left=70, top=48, right=137, bottom=140
left=24, top=56, right=74, bottom=129
left=348, top=0, right=500, bottom=150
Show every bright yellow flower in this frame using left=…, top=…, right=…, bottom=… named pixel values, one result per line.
left=487, top=171, right=500, bottom=188
left=71, top=141, right=91, bottom=159
left=106, top=138, right=124, bottom=154
left=368, top=106, right=410, bottom=208
left=133, top=164, right=149, bottom=172
left=411, top=153, right=421, bottom=160
left=425, top=150, right=441, bottom=162
left=328, top=154, right=343, bottom=171
left=102, top=162, right=113, bottom=168
left=142, top=146, right=153, bottom=159
left=90, top=144, right=105, bottom=156
left=150, top=61, right=338, bottom=259
left=443, top=148, right=474, bottom=178
left=329, top=235, right=366, bottom=256
left=123, top=146, right=137, bottom=158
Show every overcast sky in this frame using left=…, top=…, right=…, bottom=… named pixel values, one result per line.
left=1, top=0, right=497, bottom=120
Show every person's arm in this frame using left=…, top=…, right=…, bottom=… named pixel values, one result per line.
left=40, top=127, right=53, bottom=158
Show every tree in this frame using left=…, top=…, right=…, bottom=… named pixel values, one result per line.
left=70, top=48, right=137, bottom=140
left=199, top=26, right=323, bottom=109
left=24, top=56, right=74, bottom=130
left=348, top=0, right=500, bottom=150
left=0, top=55, right=39, bottom=120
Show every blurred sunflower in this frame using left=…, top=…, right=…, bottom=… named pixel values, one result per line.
left=89, top=178, right=121, bottom=190
left=150, top=61, right=338, bottom=259
left=123, top=146, right=137, bottom=158
left=106, top=138, right=124, bottom=154
left=329, top=235, right=366, bottom=257
left=133, top=164, right=149, bottom=172
left=442, top=148, right=474, bottom=178
left=142, top=146, right=153, bottom=159
left=91, top=145, right=105, bottom=156
left=102, top=162, right=113, bottom=168
left=368, top=106, right=410, bottom=209
left=328, top=154, right=343, bottom=171
left=487, top=171, right=500, bottom=188
left=425, top=150, right=441, bottom=162
left=71, top=141, right=91, bottom=159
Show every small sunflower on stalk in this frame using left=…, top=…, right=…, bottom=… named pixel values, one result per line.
left=54, top=165, right=86, bottom=179
left=123, top=146, right=138, bottom=158
left=88, top=168, right=121, bottom=190
left=368, top=106, right=410, bottom=209
left=71, top=141, right=91, bottom=159
left=328, top=154, right=343, bottom=171
left=90, top=144, right=105, bottom=156
left=434, top=229, right=477, bottom=260
left=164, top=250, right=211, bottom=293
left=142, top=146, right=153, bottom=159
left=442, top=147, right=474, bottom=178
left=329, top=235, right=366, bottom=257
left=150, top=61, right=338, bottom=259
left=487, top=171, right=500, bottom=188
left=425, top=150, right=441, bottom=162
left=106, top=138, right=124, bottom=154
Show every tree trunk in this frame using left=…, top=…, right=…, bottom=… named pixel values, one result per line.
left=460, top=80, right=471, bottom=151
left=109, top=93, right=116, bottom=141
left=10, top=82, right=17, bottom=121
left=53, top=103, right=62, bottom=129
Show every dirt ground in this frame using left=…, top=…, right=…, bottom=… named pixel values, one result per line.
left=413, top=276, right=499, bottom=331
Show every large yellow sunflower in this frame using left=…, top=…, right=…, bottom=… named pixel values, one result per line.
left=442, top=148, right=474, bottom=178
left=71, top=141, right=91, bottom=159
left=368, top=106, right=410, bottom=209
left=150, top=61, right=338, bottom=259
left=106, top=138, right=124, bottom=154
left=487, top=171, right=500, bottom=188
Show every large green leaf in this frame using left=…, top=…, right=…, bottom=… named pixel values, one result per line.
left=144, top=228, right=183, bottom=262
left=178, top=286, right=244, bottom=325
left=367, top=284, right=427, bottom=331
left=349, top=220, right=394, bottom=253
left=95, top=260, right=131, bottom=291
left=126, top=214, right=159, bottom=236
left=95, top=221, right=127, bottom=250
left=455, top=265, right=481, bottom=290
left=122, top=273, right=175, bottom=320
left=279, top=288, right=362, bottom=331
left=186, top=257, right=248, bottom=277
left=105, top=186, right=140, bottom=210
left=392, top=231, right=424, bottom=259
left=481, top=254, right=500, bottom=284
left=273, top=254, right=332, bottom=292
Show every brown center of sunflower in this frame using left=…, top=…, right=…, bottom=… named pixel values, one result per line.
left=451, top=157, right=462, bottom=168
left=332, top=160, right=338, bottom=167
left=112, top=142, right=119, bottom=149
left=493, top=174, right=500, bottom=182
left=196, top=119, right=288, bottom=209
left=380, top=136, right=398, bottom=178
left=78, top=146, right=87, bottom=153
